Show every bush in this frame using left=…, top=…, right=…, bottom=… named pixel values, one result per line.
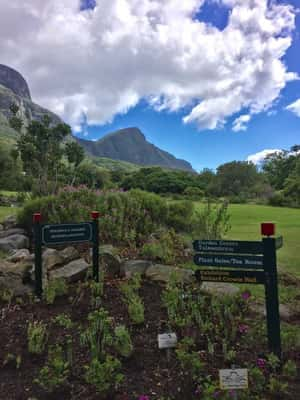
left=167, top=200, right=194, bottom=232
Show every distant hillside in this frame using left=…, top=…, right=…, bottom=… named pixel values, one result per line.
left=76, top=127, right=194, bottom=172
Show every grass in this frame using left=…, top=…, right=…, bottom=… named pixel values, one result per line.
left=0, top=206, right=19, bottom=222
left=0, top=191, right=18, bottom=197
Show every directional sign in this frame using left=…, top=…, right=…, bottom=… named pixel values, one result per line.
left=195, top=269, right=265, bottom=284
left=193, top=240, right=263, bottom=254
left=193, top=254, right=263, bottom=269
left=276, top=236, right=283, bottom=250
left=42, top=223, right=93, bottom=245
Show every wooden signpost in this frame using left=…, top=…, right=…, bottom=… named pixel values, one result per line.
left=193, top=223, right=283, bottom=359
left=33, top=211, right=100, bottom=297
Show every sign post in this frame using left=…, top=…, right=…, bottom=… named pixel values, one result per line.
left=193, top=223, right=282, bottom=359
left=33, top=213, right=42, bottom=297
left=33, top=212, right=100, bottom=297
left=91, top=211, right=100, bottom=282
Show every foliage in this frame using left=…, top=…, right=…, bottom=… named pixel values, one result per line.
left=90, top=280, right=104, bottom=308
left=52, top=314, right=73, bottom=329
left=84, top=355, right=123, bottom=394
left=44, top=278, right=68, bottom=305
left=9, top=106, right=73, bottom=196
left=35, top=344, right=69, bottom=392
left=120, top=274, right=144, bottom=325
left=27, top=321, right=48, bottom=354
left=282, top=359, right=297, bottom=378
left=191, top=199, right=230, bottom=239
left=140, top=229, right=185, bottom=264
left=114, top=325, right=133, bottom=358
left=80, top=308, right=113, bottom=361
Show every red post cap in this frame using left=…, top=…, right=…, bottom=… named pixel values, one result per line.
left=33, top=213, right=42, bottom=223
left=261, top=222, right=275, bottom=237
left=91, top=211, right=100, bottom=219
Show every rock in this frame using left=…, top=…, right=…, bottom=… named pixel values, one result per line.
left=60, top=246, right=80, bottom=263
left=2, top=215, right=17, bottom=230
left=145, top=264, right=195, bottom=284
left=7, top=248, right=30, bottom=263
left=42, top=248, right=63, bottom=270
left=200, top=282, right=240, bottom=296
left=99, top=245, right=121, bottom=278
left=0, top=260, right=32, bottom=279
left=49, top=258, right=89, bottom=283
left=121, top=259, right=153, bottom=278
left=252, top=302, right=294, bottom=322
left=0, top=224, right=3, bottom=231
left=0, top=276, right=32, bottom=296
left=0, top=234, right=29, bottom=252
left=0, top=228, right=26, bottom=239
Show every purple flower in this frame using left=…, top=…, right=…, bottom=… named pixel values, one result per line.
left=138, top=396, right=149, bottom=400
left=213, top=391, right=221, bottom=398
left=229, top=389, right=236, bottom=397
left=238, top=324, right=249, bottom=334
left=241, top=291, right=251, bottom=300
left=257, top=358, right=266, bottom=369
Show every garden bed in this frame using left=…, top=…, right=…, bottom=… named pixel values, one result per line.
left=0, top=278, right=299, bottom=400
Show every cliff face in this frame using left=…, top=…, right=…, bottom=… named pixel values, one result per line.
left=76, top=127, right=194, bottom=172
left=0, top=65, right=61, bottom=135
left=0, top=64, right=31, bottom=100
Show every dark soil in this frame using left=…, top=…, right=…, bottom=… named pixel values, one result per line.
left=0, top=279, right=299, bottom=400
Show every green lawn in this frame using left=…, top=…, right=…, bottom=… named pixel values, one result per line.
left=223, top=204, right=300, bottom=278
left=0, top=206, right=19, bottom=222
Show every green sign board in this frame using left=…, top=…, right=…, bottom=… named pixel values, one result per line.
left=42, top=223, right=93, bottom=245
left=195, top=269, right=265, bottom=284
left=193, top=232, right=283, bottom=360
left=193, top=240, right=263, bottom=254
left=193, top=254, right=263, bottom=269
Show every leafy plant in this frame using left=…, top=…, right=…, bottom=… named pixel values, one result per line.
left=90, top=280, right=104, bottom=308
left=84, top=355, right=123, bottom=394
left=44, top=278, right=68, bottom=305
left=120, top=274, right=144, bottom=325
left=52, top=313, right=73, bottom=329
left=282, top=359, right=297, bottom=379
left=114, top=325, right=133, bottom=358
left=80, top=308, right=113, bottom=361
left=27, top=321, right=48, bottom=354
left=3, top=353, right=22, bottom=369
left=35, top=344, right=69, bottom=392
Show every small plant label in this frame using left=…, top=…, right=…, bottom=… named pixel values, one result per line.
left=219, top=369, right=248, bottom=390
left=158, top=333, right=177, bottom=349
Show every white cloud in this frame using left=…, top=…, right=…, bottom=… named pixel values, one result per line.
left=232, top=114, right=251, bottom=132
left=286, top=99, right=300, bottom=117
left=247, top=149, right=283, bottom=165
left=0, top=0, right=297, bottom=131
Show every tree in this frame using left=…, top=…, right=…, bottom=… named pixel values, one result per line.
left=65, top=141, right=85, bottom=185
left=214, top=161, right=260, bottom=197
left=9, top=105, right=71, bottom=196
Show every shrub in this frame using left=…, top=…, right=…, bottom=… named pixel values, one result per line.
left=120, top=274, right=144, bottom=325
left=35, top=344, right=69, bottom=392
left=166, top=200, right=194, bottom=232
left=114, top=325, right=133, bottom=358
left=84, top=356, right=123, bottom=394
left=140, top=229, right=185, bottom=264
left=44, top=278, right=68, bottom=305
left=27, top=321, right=48, bottom=354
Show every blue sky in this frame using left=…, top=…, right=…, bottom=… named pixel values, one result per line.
left=2, top=0, right=299, bottom=171
left=77, top=0, right=300, bottom=171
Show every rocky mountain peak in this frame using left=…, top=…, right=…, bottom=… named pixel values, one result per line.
left=0, top=64, right=31, bottom=100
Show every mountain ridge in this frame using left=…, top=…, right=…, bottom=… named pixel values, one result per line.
left=75, top=127, right=194, bottom=172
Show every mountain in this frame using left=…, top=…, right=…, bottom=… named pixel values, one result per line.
left=0, top=64, right=61, bottom=139
left=76, top=127, right=194, bottom=172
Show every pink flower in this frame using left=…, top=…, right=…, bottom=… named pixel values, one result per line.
left=241, top=291, right=251, bottom=300
left=138, top=396, right=149, bottom=400
left=257, top=358, right=266, bottom=369
left=238, top=324, right=249, bottom=334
